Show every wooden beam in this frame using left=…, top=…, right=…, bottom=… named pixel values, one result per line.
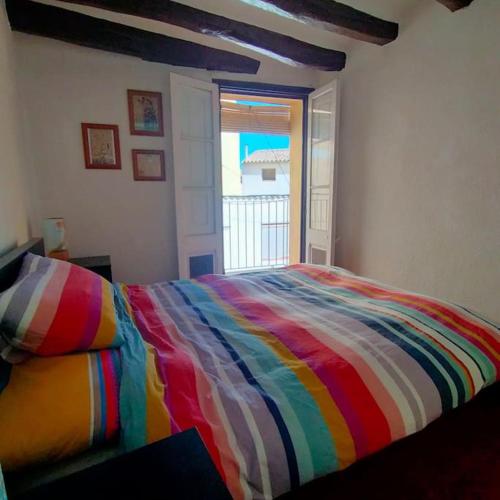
left=6, top=0, right=260, bottom=74
left=238, top=0, right=398, bottom=45
left=59, top=0, right=346, bottom=71
left=434, top=0, right=475, bottom=12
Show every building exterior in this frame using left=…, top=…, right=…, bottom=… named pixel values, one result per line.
left=223, top=148, right=291, bottom=271
left=241, top=149, right=290, bottom=195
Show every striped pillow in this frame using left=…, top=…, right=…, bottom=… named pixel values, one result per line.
left=0, top=349, right=121, bottom=470
left=0, top=253, right=123, bottom=360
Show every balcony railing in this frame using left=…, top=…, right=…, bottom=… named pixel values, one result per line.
left=223, top=195, right=289, bottom=273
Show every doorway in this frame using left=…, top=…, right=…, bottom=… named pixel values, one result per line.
left=169, top=75, right=339, bottom=279
left=219, top=92, right=304, bottom=273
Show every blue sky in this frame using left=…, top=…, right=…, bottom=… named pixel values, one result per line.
left=239, top=133, right=290, bottom=163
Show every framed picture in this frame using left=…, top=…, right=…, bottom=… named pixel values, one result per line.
left=128, top=90, right=164, bottom=136
left=132, top=149, right=166, bottom=181
left=81, top=123, right=121, bottom=170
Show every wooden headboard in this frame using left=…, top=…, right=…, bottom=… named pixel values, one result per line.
left=0, top=238, right=44, bottom=293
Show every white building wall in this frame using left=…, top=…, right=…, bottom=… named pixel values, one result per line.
left=241, top=161, right=290, bottom=195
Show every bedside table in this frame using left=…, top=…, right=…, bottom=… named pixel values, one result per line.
left=12, top=429, right=231, bottom=500
left=69, top=256, right=112, bottom=282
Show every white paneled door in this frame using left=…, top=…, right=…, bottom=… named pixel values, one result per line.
left=305, top=80, right=339, bottom=266
left=170, top=73, right=224, bottom=278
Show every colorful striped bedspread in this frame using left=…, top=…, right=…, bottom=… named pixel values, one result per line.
left=116, top=264, right=499, bottom=499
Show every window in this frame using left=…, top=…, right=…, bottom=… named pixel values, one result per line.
left=261, top=168, right=276, bottom=181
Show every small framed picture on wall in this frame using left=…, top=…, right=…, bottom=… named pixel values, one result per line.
left=127, top=90, right=164, bottom=136
left=132, top=149, right=166, bottom=181
left=81, top=123, right=121, bottom=170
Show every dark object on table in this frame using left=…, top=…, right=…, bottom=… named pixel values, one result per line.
left=12, top=428, right=231, bottom=500
left=69, top=255, right=112, bottom=282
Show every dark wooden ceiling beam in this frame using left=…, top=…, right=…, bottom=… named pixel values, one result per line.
left=59, top=0, right=346, bottom=71
left=6, top=0, right=260, bottom=74
left=238, top=0, right=398, bottom=45
left=434, top=0, right=475, bottom=12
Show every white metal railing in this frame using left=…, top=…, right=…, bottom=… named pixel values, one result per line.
left=223, top=195, right=289, bottom=272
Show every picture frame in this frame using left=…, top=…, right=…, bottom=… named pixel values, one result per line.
left=127, top=89, right=164, bottom=136
left=132, top=149, right=166, bottom=181
left=81, top=123, right=121, bottom=170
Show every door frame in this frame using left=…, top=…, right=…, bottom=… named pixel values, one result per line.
left=212, top=79, right=314, bottom=262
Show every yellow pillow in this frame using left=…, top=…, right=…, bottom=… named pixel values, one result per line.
left=0, top=350, right=120, bottom=470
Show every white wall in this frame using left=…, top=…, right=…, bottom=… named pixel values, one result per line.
left=332, top=0, right=500, bottom=321
left=15, top=33, right=318, bottom=283
left=0, top=0, right=30, bottom=255
left=16, top=36, right=177, bottom=284
left=242, top=162, right=290, bottom=195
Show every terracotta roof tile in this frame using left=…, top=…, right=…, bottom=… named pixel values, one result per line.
left=242, top=148, right=290, bottom=164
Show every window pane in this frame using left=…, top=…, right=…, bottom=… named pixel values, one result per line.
left=262, top=168, right=276, bottom=181
left=311, top=92, right=332, bottom=142
left=311, top=139, right=331, bottom=188
left=310, top=187, right=329, bottom=231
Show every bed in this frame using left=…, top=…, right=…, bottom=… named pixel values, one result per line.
left=1, top=239, right=499, bottom=499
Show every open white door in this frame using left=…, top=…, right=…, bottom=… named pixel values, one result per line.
left=170, top=73, right=223, bottom=278
left=305, top=80, right=339, bottom=266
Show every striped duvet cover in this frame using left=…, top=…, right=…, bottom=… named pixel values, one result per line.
left=116, top=264, right=499, bottom=499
